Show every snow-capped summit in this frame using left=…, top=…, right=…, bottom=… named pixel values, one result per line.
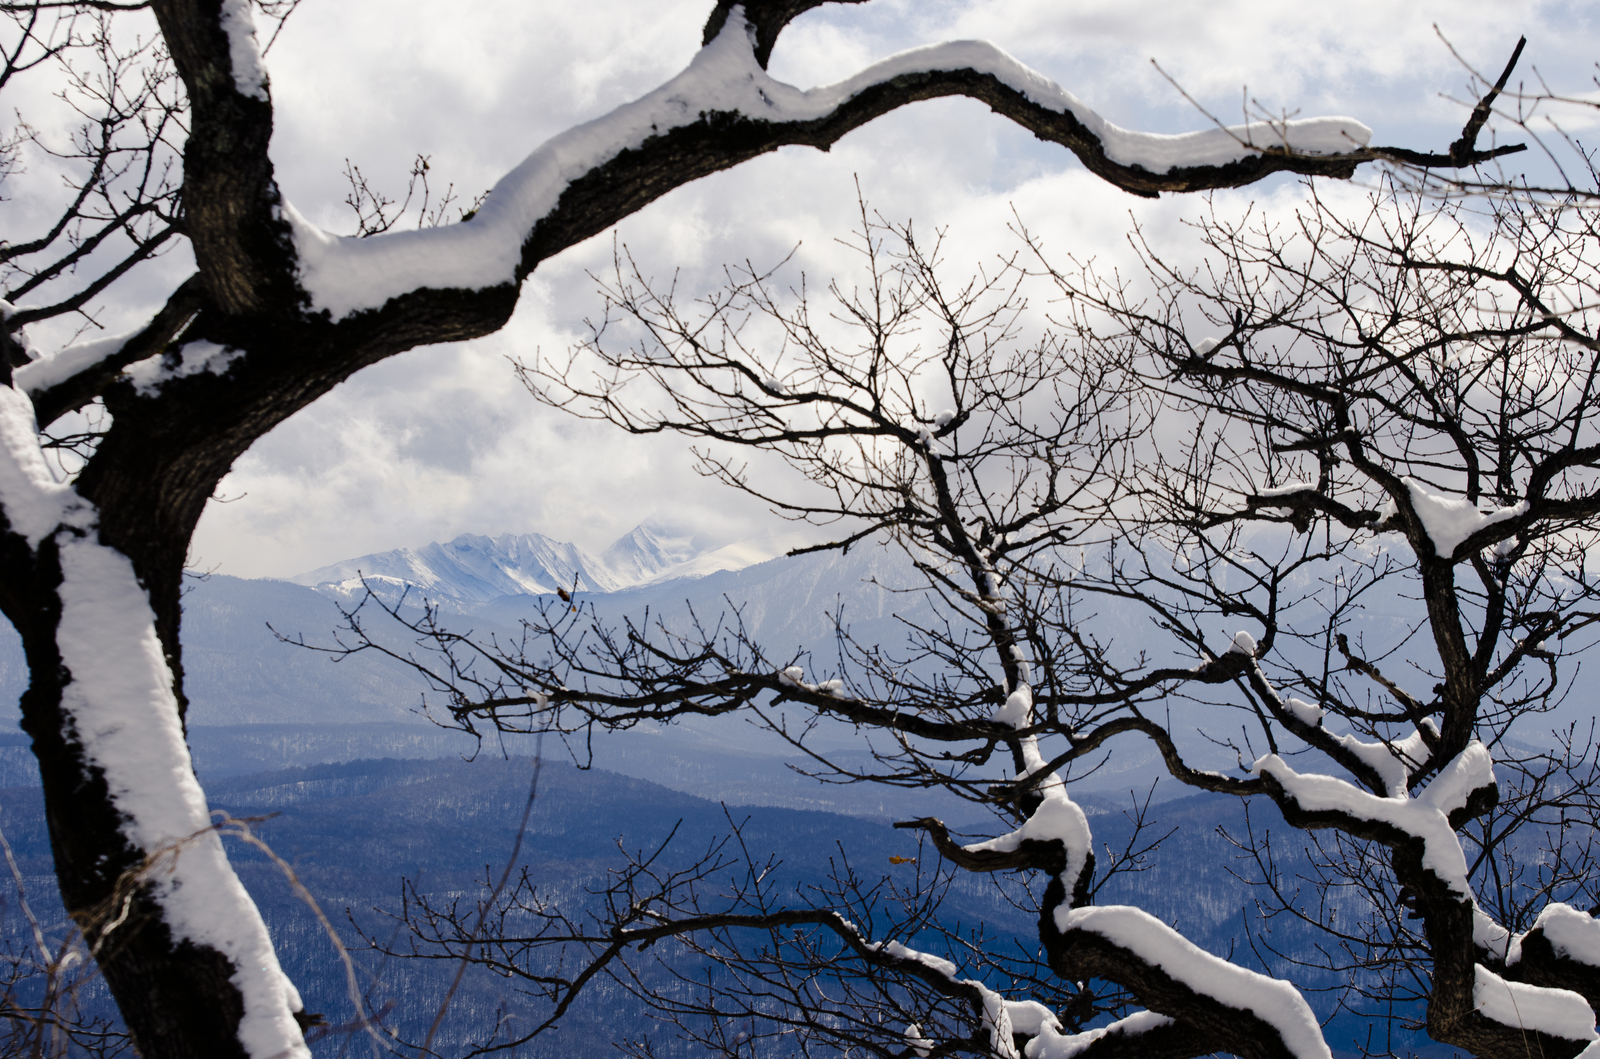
left=288, top=531, right=617, bottom=603
left=289, top=521, right=813, bottom=604
left=600, top=522, right=699, bottom=585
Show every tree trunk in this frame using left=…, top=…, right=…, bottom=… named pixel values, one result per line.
left=1, top=515, right=309, bottom=1058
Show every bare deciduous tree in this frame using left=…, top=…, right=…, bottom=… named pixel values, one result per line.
left=346, top=175, right=1600, bottom=1058
left=0, top=0, right=1532, bottom=1055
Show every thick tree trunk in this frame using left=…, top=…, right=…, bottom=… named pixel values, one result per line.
left=0, top=522, right=308, bottom=1059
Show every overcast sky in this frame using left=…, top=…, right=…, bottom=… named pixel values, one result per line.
left=19, top=0, right=1600, bottom=577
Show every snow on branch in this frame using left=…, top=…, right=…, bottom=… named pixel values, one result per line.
left=218, top=0, right=269, bottom=102
left=1253, top=748, right=1494, bottom=902
left=1232, top=632, right=1439, bottom=798
left=124, top=339, right=244, bottom=395
left=1024, top=1010, right=1177, bottom=1059
left=55, top=539, right=310, bottom=1059
left=0, top=385, right=94, bottom=544
left=1473, top=965, right=1597, bottom=1046
left=1055, top=905, right=1330, bottom=1059
left=871, top=936, right=1205, bottom=1059
left=965, top=685, right=1095, bottom=901
left=1254, top=748, right=1600, bottom=1046
left=12, top=277, right=208, bottom=429
left=282, top=3, right=1374, bottom=321
left=1380, top=477, right=1529, bottom=560
left=12, top=330, right=137, bottom=396
left=948, top=675, right=1331, bottom=1057
left=0, top=365, right=307, bottom=1057
left=1517, top=904, right=1600, bottom=969
left=1488, top=901, right=1600, bottom=1015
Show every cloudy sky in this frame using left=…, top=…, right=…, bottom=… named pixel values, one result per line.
left=18, top=0, right=1600, bottom=577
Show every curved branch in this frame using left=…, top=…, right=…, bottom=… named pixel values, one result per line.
left=278, top=14, right=1397, bottom=334
left=1046, top=905, right=1321, bottom=1059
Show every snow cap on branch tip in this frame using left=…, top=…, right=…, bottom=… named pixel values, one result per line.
left=1194, top=337, right=1221, bottom=355
left=1228, top=630, right=1257, bottom=656
left=1511, top=903, right=1600, bottom=969
left=933, top=408, right=955, bottom=427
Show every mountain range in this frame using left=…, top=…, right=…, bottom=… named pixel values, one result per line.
left=288, top=521, right=813, bottom=603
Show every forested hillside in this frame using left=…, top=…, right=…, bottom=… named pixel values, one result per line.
left=0, top=752, right=1456, bottom=1056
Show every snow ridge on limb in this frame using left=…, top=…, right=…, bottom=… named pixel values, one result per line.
left=1055, top=906, right=1331, bottom=1059
left=124, top=339, right=245, bottom=395
left=968, top=685, right=1095, bottom=901
left=1517, top=905, right=1600, bottom=968
left=0, top=382, right=309, bottom=1059
left=876, top=940, right=1022, bottom=1058
left=13, top=331, right=136, bottom=396
left=0, top=386, right=93, bottom=544
left=1234, top=632, right=1456, bottom=801
left=218, top=0, right=269, bottom=101
left=956, top=671, right=1332, bottom=1059
left=1251, top=749, right=1492, bottom=903
left=1024, top=1010, right=1175, bottom=1059
left=281, top=3, right=1374, bottom=321
left=1472, top=966, right=1596, bottom=1044
left=1253, top=749, right=1600, bottom=1052
left=55, top=540, right=310, bottom=1059
left=1484, top=902, right=1600, bottom=1014
left=15, top=276, right=208, bottom=430
left=872, top=934, right=1180, bottom=1059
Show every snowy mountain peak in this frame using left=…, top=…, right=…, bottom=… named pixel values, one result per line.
left=600, top=521, right=699, bottom=585
left=288, top=530, right=617, bottom=603
left=289, top=522, right=812, bottom=604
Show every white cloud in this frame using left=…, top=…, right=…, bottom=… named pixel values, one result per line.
left=19, top=0, right=1581, bottom=577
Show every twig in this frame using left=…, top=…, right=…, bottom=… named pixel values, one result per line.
left=0, top=815, right=51, bottom=965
